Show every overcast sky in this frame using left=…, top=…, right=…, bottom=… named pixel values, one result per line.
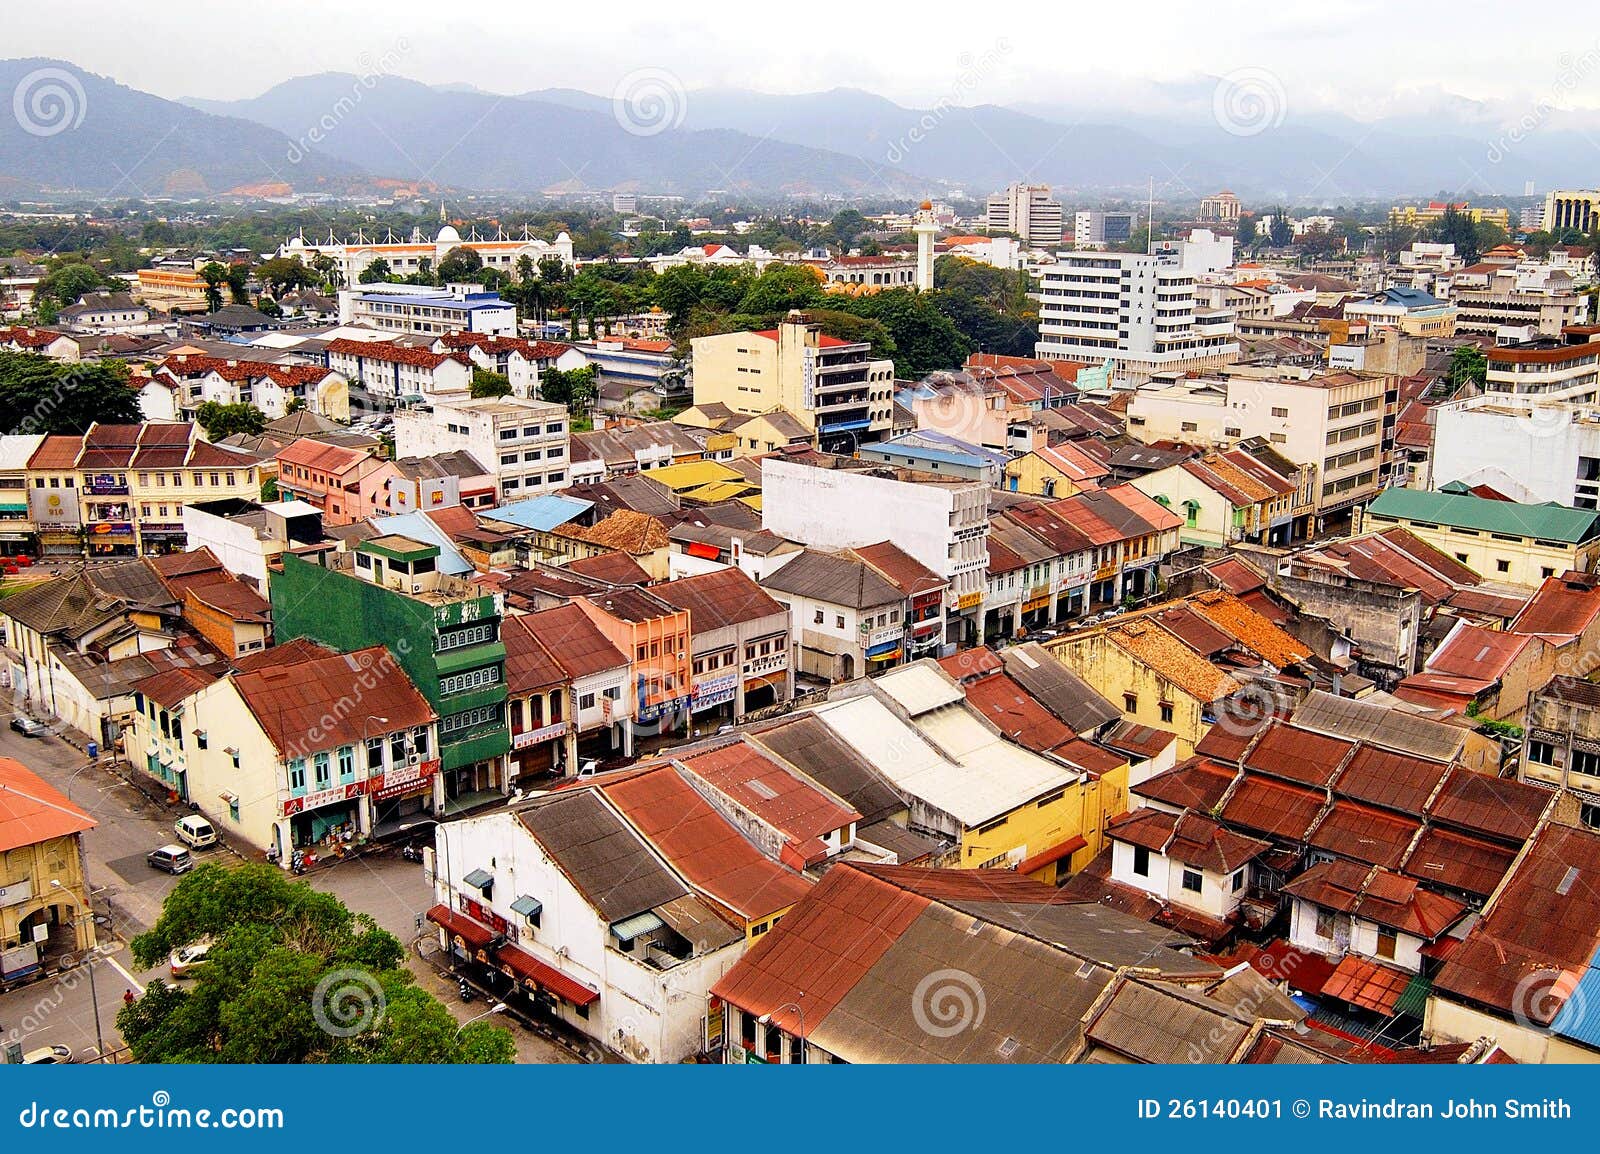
left=5, top=0, right=1595, bottom=119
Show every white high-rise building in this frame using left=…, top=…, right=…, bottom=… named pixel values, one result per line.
left=985, top=183, right=1064, bottom=248
left=1035, top=251, right=1239, bottom=386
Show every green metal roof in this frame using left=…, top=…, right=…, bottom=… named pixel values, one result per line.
left=1366, top=487, right=1600, bottom=544
left=1394, top=972, right=1432, bottom=1020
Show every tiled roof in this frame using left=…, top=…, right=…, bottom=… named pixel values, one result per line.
left=515, top=604, right=627, bottom=680
left=1105, top=620, right=1236, bottom=702
left=0, top=757, right=96, bottom=852
left=679, top=740, right=860, bottom=864
left=599, top=763, right=811, bottom=922
left=231, top=645, right=434, bottom=757
left=1185, top=589, right=1310, bottom=669
left=654, top=567, right=786, bottom=633
left=561, top=550, right=652, bottom=586
left=499, top=614, right=570, bottom=693
left=325, top=337, right=466, bottom=369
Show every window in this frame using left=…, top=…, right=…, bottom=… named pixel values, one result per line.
left=813, top=608, right=824, bottom=624
left=1123, top=693, right=1138, bottom=713
left=391, top=733, right=407, bottom=764
left=1159, top=702, right=1174, bottom=724
left=1271, top=406, right=1289, bottom=418
left=414, top=728, right=429, bottom=756
left=337, top=746, right=355, bottom=782
left=441, top=665, right=501, bottom=695
left=1315, top=908, right=1336, bottom=938
left=366, top=737, right=383, bottom=770
left=1496, top=559, right=1511, bottom=573
left=1376, top=930, right=1397, bottom=960
left=288, top=759, right=306, bottom=791
left=1231, top=870, right=1245, bottom=893
left=438, top=623, right=495, bottom=652
left=1181, top=869, right=1203, bottom=893
left=1528, top=739, right=1556, bottom=766
left=579, top=692, right=596, bottom=709
left=313, top=752, right=331, bottom=790
left=1132, top=845, right=1150, bottom=877
left=835, top=614, right=844, bottom=628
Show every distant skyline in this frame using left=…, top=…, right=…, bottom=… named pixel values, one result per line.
left=5, top=0, right=1599, bottom=123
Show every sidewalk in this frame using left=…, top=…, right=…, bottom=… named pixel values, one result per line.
left=410, top=935, right=597, bottom=1064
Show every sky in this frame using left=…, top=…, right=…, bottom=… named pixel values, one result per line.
left=4, top=0, right=1597, bottom=121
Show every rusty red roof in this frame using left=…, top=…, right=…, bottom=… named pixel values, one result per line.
left=0, top=757, right=95, bottom=852
left=600, top=763, right=811, bottom=921
left=1243, top=724, right=1354, bottom=787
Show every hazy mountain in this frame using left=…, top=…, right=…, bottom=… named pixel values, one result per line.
left=184, top=74, right=930, bottom=197
left=0, top=58, right=362, bottom=197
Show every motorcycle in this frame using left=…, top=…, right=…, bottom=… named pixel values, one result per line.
left=458, top=978, right=474, bottom=1003
left=290, top=850, right=306, bottom=876
left=401, top=843, right=423, bottom=863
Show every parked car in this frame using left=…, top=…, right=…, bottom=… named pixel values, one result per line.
left=173, top=815, right=217, bottom=849
left=168, top=940, right=212, bottom=979
left=21, top=1044, right=72, bottom=1064
left=146, top=844, right=193, bottom=875
left=9, top=717, right=49, bottom=738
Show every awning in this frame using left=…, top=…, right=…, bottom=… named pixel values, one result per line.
left=609, top=911, right=664, bottom=943
left=463, top=868, right=493, bottom=893
left=495, top=943, right=599, bottom=1006
left=1017, top=835, right=1088, bottom=875
left=425, top=904, right=497, bottom=951
left=510, top=895, right=543, bottom=920
left=218, top=791, right=239, bottom=805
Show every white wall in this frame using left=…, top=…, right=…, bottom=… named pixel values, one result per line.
left=434, top=808, right=745, bottom=1063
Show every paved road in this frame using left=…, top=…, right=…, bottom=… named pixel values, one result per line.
left=0, top=717, right=575, bottom=1064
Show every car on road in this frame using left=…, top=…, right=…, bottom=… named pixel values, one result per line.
left=169, top=939, right=212, bottom=979
left=146, top=844, right=193, bottom=875
left=9, top=717, right=49, bottom=738
left=21, top=1044, right=73, bottom=1064
left=173, top=815, right=217, bottom=849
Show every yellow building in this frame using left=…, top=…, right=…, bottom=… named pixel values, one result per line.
left=0, top=757, right=97, bottom=976
left=690, top=313, right=895, bottom=450
left=1388, top=202, right=1511, bottom=230
left=1003, top=443, right=1111, bottom=498
left=1359, top=487, right=1600, bottom=589
left=135, top=267, right=211, bottom=313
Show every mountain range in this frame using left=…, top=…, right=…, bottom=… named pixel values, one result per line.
left=2, top=57, right=1591, bottom=202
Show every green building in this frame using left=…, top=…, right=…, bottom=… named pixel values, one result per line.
left=271, top=539, right=510, bottom=815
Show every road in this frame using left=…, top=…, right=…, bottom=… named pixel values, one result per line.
left=0, top=717, right=575, bottom=1064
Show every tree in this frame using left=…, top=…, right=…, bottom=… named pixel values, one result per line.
left=256, top=256, right=319, bottom=298
left=1432, top=206, right=1482, bottom=265
left=829, top=209, right=869, bottom=249
left=0, top=353, right=140, bottom=434
left=199, top=261, right=228, bottom=312
left=1449, top=344, right=1487, bottom=391
left=122, top=863, right=514, bottom=1064
left=436, top=246, right=483, bottom=284
left=284, top=397, right=306, bottom=415
left=734, top=264, right=823, bottom=315
left=358, top=258, right=393, bottom=285
left=830, top=289, right=973, bottom=377
left=1235, top=216, right=1257, bottom=247
left=470, top=368, right=513, bottom=398
left=224, top=263, right=251, bottom=306
left=538, top=364, right=598, bottom=416
left=1268, top=211, right=1294, bottom=248
left=34, top=259, right=104, bottom=308
left=195, top=401, right=266, bottom=441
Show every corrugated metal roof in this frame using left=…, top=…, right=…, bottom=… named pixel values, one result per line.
left=871, top=661, right=966, bottom=717
left=516, top=790, right=688, bottom=923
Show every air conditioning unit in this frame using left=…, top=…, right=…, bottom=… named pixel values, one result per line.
left=406, top=753, right=421, bottom=766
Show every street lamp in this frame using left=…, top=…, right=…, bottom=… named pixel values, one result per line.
left=758, top=1000, right=807, bottom=1065
left=454, top=1001, right=507, bottom=1040
left=49, top=880, right=104, bottom=1062
left=400, top=817, right=455, bottom=973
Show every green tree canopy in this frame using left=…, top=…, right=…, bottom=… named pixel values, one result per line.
left=0, top=352, right=139, bottom=434
left=122, top=863, right=514, bottom=1064
left=470, top=368, right=513, bottom=398
left=1449, top=344, right=1487, bottom=391
left=195, top=400, right=266, bottom=441
left=255, top=256, right=320, bottom=298
left=358, top=257, right=393, bottom=285
left=436, top=245, right=484, bottom=283
left=538, top=364, right=598, bottom=415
